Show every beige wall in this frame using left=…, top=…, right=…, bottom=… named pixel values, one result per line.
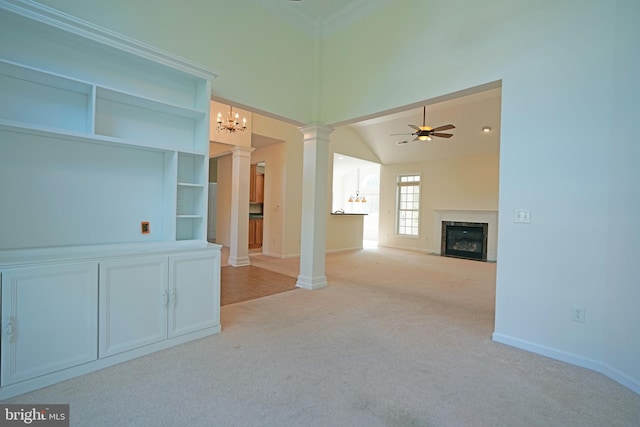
left=379, top=152, right=499, bottom=252
left=251, top=114, right=304, bottom=258
left=326, top=215, right=365, bottom=252
left=251, top=142, right=286, bottom=257
left=208, top=158, right=217, bottom=183
left=214, top=154, right=232, bottom=247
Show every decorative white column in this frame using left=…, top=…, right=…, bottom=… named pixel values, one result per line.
left=297, top=124, right=334, bottom=290
left=228, top=146, right=254, bottom=267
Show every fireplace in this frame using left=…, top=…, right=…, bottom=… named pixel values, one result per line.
left=441, top=221, right=488, bottom=261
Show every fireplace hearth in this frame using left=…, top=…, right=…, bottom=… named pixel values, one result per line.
left=441, top=221, right=488, bottom=261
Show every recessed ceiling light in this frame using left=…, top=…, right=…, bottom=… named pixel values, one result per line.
left=482, top=126, right=492, bottom=133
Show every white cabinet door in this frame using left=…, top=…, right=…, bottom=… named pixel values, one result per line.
left=168, top=251, right=220, bottom=337
left=1, top=263, right=98, bottom=386
left=99, top=256, right=168, bottom=357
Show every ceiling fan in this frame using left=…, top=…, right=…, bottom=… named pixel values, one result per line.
left=392, top=106, right=455, bottom=142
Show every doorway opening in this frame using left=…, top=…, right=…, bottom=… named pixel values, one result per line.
left=249, top=161, right=265, bottom=254
left=332, top=153, right=380, bottom=248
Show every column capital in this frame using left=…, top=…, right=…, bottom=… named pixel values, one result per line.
left=231, top=145, right=255, bottom=158
left=298, top=124, right=334, bottom=142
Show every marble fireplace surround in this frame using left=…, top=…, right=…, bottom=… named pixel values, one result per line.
left=433, top=210, right=498, bottom=262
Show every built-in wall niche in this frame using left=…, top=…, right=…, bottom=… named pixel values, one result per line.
left=0, top=60, right=92, bottom=133
left=0, top=11, right=214, bottom=248
left=0, top=130, right=166, bottom=250
left=176, top=153, right=207, bottom=241
left=94, top=87, right=206, bottom=151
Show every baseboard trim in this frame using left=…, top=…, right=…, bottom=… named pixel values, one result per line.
left=296, top=274, right=328, bottom=290
left=492, top=332, right=640, bottom=394
left=326, top=246, right=362, bottom=254
left=376, top=244, right=430, bottom=254
left=601, top=363, right=640, bottom=395
left=227, top=255, right=251, bottom=267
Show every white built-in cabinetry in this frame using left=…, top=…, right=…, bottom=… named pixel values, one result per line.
left=1, top=262, right=99, bottom=387
left=0, top=1, right=221, bottom=399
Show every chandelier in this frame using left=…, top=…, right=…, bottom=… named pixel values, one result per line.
left=217, top=106, right=246, bottom=134
left=348, top=191, right=367, bottom=203
left=347, top=168, right=367, bottom=205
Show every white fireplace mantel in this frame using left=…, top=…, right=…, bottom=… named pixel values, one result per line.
left=433, top=209, right=498, bottom=261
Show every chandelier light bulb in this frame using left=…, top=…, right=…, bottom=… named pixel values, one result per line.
left=217, top=106, right=247, bottom=134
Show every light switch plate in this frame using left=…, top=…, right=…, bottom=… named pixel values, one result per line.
left=515, top=210, right=531, bottom=223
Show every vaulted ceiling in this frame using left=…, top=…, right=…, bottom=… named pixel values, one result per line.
left=250, top=0, right=501, bottom=166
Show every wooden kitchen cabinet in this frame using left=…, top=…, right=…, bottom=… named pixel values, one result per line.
left=250, top=164, right=257, bottom=202
left=249, top=218, right=263, bottom=249
left=250, top=164, right=264, bottom=203
left=255, top=173, right=264, bottom=203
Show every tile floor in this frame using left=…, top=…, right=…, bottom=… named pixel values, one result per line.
left=218, top=245, right=298, bottom=306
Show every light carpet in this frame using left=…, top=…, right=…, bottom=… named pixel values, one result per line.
left=3, top=247, right=639, bottom=426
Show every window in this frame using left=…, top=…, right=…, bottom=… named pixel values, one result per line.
left=397, top=174, right=420, bottom=236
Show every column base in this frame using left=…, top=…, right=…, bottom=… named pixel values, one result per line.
left=296, top=275, right=328, bottom=290
left=228, top=256, right=251, bottom=267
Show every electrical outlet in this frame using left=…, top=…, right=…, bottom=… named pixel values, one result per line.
left=572, top=305, right=585, bottom=323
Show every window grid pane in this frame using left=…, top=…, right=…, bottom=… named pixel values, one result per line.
left=397, top=174, right=420, bottom=236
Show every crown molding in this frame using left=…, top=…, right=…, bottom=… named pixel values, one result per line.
left=252, top=0, right=320, bottom=37
left=0, top=0, right=218, bottom=81
left=252, top=0, right=392, bottom=38
left=321, top=0, right=393, bottom=37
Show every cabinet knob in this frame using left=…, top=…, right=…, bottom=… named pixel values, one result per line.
left=161, top=291, right=168, bottom=307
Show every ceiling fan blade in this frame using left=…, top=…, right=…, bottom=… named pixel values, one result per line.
left=432, top=133, right=453, bottom=138
left=431, top=124, right=455, bottom=132
left=408, top=124, right=420, bottom=131
left=390, top=133, right=412, bottom=136
left=412, top=136, right=420, bottom=141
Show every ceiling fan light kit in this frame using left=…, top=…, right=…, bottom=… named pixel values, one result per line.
left=392, top=106, right=455, bottom=143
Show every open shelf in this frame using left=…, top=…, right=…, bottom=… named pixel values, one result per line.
left=0, top=59, right=93, bottom=133
left=175, top=153, right=207, bottom=241
left=0, top=53, right=211, bottom=249
left=96, top=87, right=205, bottom=119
